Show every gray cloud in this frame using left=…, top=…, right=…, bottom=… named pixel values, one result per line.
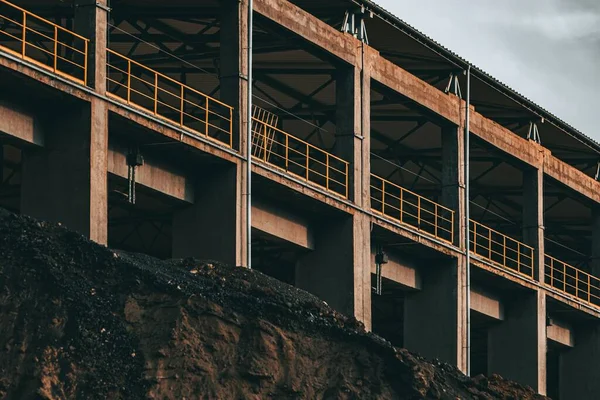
left=375, top=0, right=600, bottom=141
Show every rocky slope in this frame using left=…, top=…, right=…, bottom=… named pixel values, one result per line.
left=0, top=209, right=548, bottom=399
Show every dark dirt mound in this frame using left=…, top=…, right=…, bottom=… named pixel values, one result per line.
left=0, top=209, right=549, bottom=399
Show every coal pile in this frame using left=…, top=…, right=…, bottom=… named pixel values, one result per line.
left=0, top=208, right=548, bottom=399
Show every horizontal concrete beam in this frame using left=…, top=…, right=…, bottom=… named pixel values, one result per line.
left=469, top=111, right=543, bottom=168
left=253, top=0, right=357, bottom=65
left=0, top=100, right=44, bottom=146
left=370, top=249, right=421, bottom=290
left=470, top=288, right=504, bottom=321
left=252, top=200, right=314, bottom=250
left=545, top=153, right=600, bottom=204
left=547, top=319, right=574, bottom=348
left=107, top=145, right=194, bottom=203
left=368, top=50, right=462, bottom=125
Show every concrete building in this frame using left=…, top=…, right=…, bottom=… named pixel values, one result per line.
left=0, top=0, right=599, bottom=398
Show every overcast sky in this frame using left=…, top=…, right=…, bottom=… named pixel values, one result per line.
left=375, top=0, right=600, bottom=141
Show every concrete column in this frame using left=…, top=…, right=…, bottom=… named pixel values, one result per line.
left=220, top=0, right=249, bottom=267
left=21, top=101, right=109, bottom=244
left=592, top=207, right=600, bottom=277
left=441, top=125, right=465, bottom=247
left=488, top=291, right=546, bottom=394
left=295, top=212, right=371, bottom=330
left=523, top=167, right=544, bottom=281
left=74, top=0, right=108, bottom=91
left=404, top=257, right=467, bottom=372
left=560, top=324, right=600, bottom=400
left=334, top=53, right=370, bottom=207
left=172, top=163, right=240, bottom=266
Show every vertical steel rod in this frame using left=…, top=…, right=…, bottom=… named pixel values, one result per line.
left=246, top=0, right=253, bottom=269
left=465, top=65, right=472, bottom=377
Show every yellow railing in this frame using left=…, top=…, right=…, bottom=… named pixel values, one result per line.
left=107, top=49, right=233, bottom=148
left=251, top=117, right=349, bottom=198
left=0, top=0, right=88, bottom=84
left=545, top=255, right=600, bottom=307
left=470, top=220, right=534, bottom=278
left=370, top=174, right=454, bottom=244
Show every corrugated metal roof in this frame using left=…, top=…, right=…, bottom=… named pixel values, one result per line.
left=354, top=0, right=600, bottom=154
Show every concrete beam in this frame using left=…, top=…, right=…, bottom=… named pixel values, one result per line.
left=546, top=319, right=574, bottom=348
left=370, top=248, right=421, bottom=290
left=253, top=0, right=357, bottom=65
left=470, top=289, right=504, bottom=321
left=0, top=100, right=44, bottom=146
left=544, top=152, right=600, bottom=204
left=252, top=200, right=314, bottom=250
left=368, top=51, right=462, bottom=125
left=107, top=145, right=194, bottom=203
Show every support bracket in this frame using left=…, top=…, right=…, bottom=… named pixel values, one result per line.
left=444, top=72, right=462, bottom=98
left=595, top=160, right=600, bottom=181
left=527, top=120, right=542, bottom=144
left=342, top=7, right=372, bottom=44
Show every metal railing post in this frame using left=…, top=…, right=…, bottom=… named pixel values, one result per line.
left=285, top=135, right=289, bottom=171
left=326, top=154, right=330, bottom=191
left=382, top=180, right=386, bottom=215
left=229, top=108, right=233, bottom=148
left=305, top=144, right=310, bottom=180
left=53, top=26, right=57, bottom=73
left=154, top=73, right=158, bottom=114
left=488, top=229, right=492, bottom=260
left=434, top=205, right=438, bottom=238
left=127, top=59, right=131, bottom=104
left=503, top=236, right=507, bottom=270
left=83, top=40, right=88, bottom=86
left=205, top=97, right=210, bottom=137
left=262, top=124, right=267, bottom=161
left=398, top=187, right=403, bottom=222
left=417, top=196, right=421, bottom=228
left=345, top=163, right=348, bottom=198
left=180, top=85, right=184, bottom=126
left=21, top=11, right=26, bottom=57
left=564, top=262, right=567, bottom=292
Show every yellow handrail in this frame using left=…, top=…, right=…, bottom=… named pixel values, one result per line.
left=0, top=0, right=89, bottom=84
left=251, top=117, right=349, bottom=198
left=370, top=174, right=455, bottom=244
left=107, top=49, right=234, bottom=148
left=469, top=219, right=534, bottom=278
left=545, top=254, right=600, bottom=308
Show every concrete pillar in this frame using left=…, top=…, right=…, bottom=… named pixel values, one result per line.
left=592, top=207, right=600, bottom=277
left=523, top=167, right=544, bottom=281
left=21, top=101, right=109, bottom=244
left=172, top=164, right=240, bottom=266
left=488, top=291, right=546, bottom=394
left=334, top=52, right=370, bottom=207
left=74, top=0, right=108, bottom=91
left=404, top=257, right=467, bottom=372
left=441, top=125, right=465, bottom=247
left=560, top=324, right=600, bottom=400
left=295, top=212, right=371, bottom=330
left=220, top=0, right=249, bottom=266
